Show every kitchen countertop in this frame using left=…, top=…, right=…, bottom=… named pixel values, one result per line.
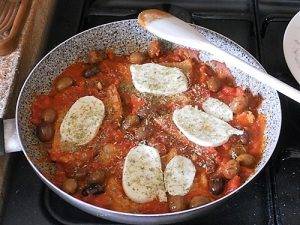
left=0, top=0, right=56, bottom=213
left=0, top=0, right=56, bottom=118
left=0, top=49, right=20, bottom=118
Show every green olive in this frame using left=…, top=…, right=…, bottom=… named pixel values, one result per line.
left=63, top=178, right=78, bottom=194
left=41, top=108, right=57, bottom=123
left=206, top=76, right=221, bottom=92
left=129, top=52, right=146, bottom=64
left=229, top=95, right=249, bottom=114
left=55, top=76, right=74, bottom=91
left=236, top=154, right=256, bottom=167
left=222, top=159, right=240, bottom=179
left=122, top=115, right=140, bottom=130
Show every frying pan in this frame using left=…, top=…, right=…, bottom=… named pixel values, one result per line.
left=1, top=19, right=281, bottom=224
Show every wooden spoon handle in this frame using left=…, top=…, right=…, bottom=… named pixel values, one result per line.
left=0, top=1, right=9, bottom=25
left=0, top=6, right=17, bottom=34
left=210, top=44, right=300, bottom=103
left=139, top=9, right=300, bottom=103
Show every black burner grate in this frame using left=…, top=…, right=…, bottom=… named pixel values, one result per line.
left=1, top=0, right=300, bottom=224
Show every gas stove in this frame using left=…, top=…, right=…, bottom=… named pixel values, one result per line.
left=1, top=1, right=300, bottom=224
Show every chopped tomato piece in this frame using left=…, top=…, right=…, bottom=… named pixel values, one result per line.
left=209, top=60, right=234, bottom=85
left=185, top=171, right=211, bottom=201
left=224, top=175, right=241, bottom=194
left=199, top=64, right=215, bottom=84
left=130, top=94, right=145, bottom=114
left=248, top=114, right=266, bottom=157
left=105, top=84, right=123, bottom=123
left=106, top=49, right=116, bottom=59
left=234, top=111, right=255, bottom=127
left=161, top=148, right=177, bottom=169
left=138, top=200, right=169, bottom=214
left=58, top=62, right=86, bottom=81
left=49, top=148, right=95, bottom=165
left=173, top=48, right=199, bottom=60
left=53, top=165, right=67, bottom=186
left=30, top=95, right=52, bottom=125
left=222, top=86, right=243, bottom=96
left=86, top=193, right=112, bottom=208
left=217, top=86, right=245, bottom=104
left=239, top=167, right=254, bottom=181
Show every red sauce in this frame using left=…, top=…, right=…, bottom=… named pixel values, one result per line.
left=31, top=41, right=265, bottom=213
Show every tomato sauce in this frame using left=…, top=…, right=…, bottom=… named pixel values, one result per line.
left=31, top=41, right=265, bottom=213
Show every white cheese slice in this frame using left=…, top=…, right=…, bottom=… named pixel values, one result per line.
left=60, top=96, right=105, bottom=145
left=164, top=155, right=196, bottom=196
left=122, top=144, right=167, bottom=203
left=130, top=63, right=188, bottom=95
left=173, top=105, right=243, bottom=147
left=202, top=97, right=233, bottom=122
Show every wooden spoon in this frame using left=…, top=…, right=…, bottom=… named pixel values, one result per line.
left=0, top=2, right=18, bottom=33
left=138, top=9, right=300, bottom=103
left=0, top=1, right=9, bottom=26
left=0, top=0, right=7, bottom=14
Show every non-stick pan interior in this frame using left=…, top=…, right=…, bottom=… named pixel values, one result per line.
left=16, top=19, right=281, bottom=187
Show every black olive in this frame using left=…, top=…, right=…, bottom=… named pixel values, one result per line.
left=81, top=183, right=104, bottom=196
left=37, top=123, right=54, bottom=142
left=209, top=177, right=224, bottom=195
left=83, top=66, right=100, bottom=78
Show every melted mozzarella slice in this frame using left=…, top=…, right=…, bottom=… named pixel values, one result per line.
left=202, top=97, right=233, bottom=122
left=60, top=96, right=105, bottom=145
left=130, top=63, right=188, bottom=95
left=164, top=155, right=196, bottom=196
left=122, top=145, right=167, bottom=203
left=173, top=105, right=243, bottom=147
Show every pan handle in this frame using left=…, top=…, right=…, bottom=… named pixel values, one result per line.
left=0, top=118, right=22, bottom=155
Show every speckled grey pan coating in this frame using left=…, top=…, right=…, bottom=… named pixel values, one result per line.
left=16, top=19, right=281, bottom=223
